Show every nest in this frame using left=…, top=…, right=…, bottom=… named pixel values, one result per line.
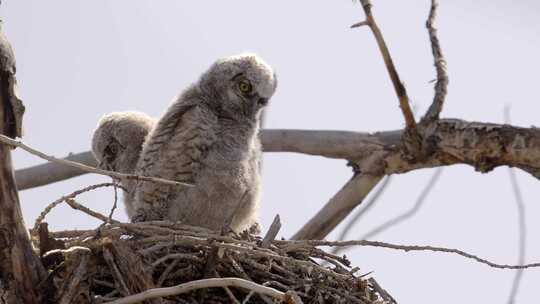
left=35, top=220, right=395, bottom=304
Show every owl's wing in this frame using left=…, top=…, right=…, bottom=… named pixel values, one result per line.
left=134, top=98, right=216, bottom=218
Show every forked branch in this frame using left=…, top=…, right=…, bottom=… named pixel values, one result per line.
left=352, top=0, right=417, bottom=131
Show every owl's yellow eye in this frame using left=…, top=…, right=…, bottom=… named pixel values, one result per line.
left=238, top=80, right=252, bottom=94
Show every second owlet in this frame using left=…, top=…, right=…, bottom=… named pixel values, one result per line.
left=133, top=53, right=276, bottom=232
left=91, top=111, right=155, bottom=219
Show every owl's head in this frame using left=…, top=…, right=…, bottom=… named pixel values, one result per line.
left=199, top=53, right=277, bottom=121
left=91, top=111, right=155, bottom=174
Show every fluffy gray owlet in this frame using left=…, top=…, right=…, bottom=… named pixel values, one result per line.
left=91, top=111, right=155, bottom=219
left=133, top=53, right=276, bottom=233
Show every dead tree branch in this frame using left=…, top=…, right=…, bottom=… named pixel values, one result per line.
left=14, top=119, right=540, bottom=241
left=421, top=0, right=449, bottom=123
left=332, top=168, right=442, bottom=256
left=0, top=134, right=191, bottom=188
left=282, top=240, right=540, bottom=270
left=352, top=0, right=417, bottom=131
left=507, top=166, right=526, bottom=303
left=32, top=182, right=119, bottom=234
left=361, top=167, right=443, bottom=240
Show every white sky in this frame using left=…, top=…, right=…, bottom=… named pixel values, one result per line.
left=4, top=1, right=540, bottom=303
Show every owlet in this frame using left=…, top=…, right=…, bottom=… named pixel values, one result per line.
left=133, top=53, right=276, bottom=233
left=91, top=111, right=155, bottom=219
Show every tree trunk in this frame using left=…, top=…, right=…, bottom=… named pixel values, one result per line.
left=0, top=27, right=46, bottom=304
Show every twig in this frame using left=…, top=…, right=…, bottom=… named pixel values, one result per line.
left=505, top=106, right=527, bottom=304
left=32, top=183, right=119, bottom=234
left=507, top=167, right=527, bottom=303
left=102, top=277, right=295, bottom=304
left=281, top=240, right=540, bottom=270
left=360, top=167, right=443, bottom=240
left=261, top=214, right=281, bottom=248
left=353, top=0, right=416, bottom=130
left=334, top=176, right=392, bottom=243
left=108, top=182, right=119, bottom=223
left=0, top=134, right=191, bottom=187
left=422, top=0, right=449, bottom=123
left=65, top=198, right=121, bottom=225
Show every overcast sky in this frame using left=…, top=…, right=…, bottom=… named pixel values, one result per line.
left=4, top=1, right=540, bottom=303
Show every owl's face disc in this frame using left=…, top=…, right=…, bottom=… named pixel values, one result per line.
left=201, top=53, right=277, bottom=121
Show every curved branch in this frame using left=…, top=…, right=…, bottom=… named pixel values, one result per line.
left=103, top=277, right=298, bottom=304
left=361, top=168, right=443, bottom=241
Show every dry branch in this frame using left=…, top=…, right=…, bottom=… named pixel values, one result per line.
left=353, top=0, right=417, bottom=131
left=283, top=240, right=540, bottom=270
left=361, top=167, right=443, bottom=240
left=15, top=119, right=540, bottom=241
left=422, top=0, right=449, bottom=123
left=19, top=117, right=540, bottom=187
left=104, top=278, right=296, bottom=304
left=505, top=107, right=527, bottom=303
left=0, top=134, right=191, bottom=188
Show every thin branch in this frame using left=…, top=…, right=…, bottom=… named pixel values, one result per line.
left=505, top=107, right=527, bottom=304
left=32, top=183, right=119, bottom=234
left=108, top=182, right=119, bottom=223
left=281, top=240, right=540, bottom=270
left=507, top=167, right=526, bottom=303
left=332, top=167, right=442, bottom=256
left=361, top=167, right=443, bottom=240
left=0, top=134, right=191, bottom=188
left=422, top=0, right=449, bottom=123
left=102, top=277, right=298, bottom=304
left=354, top=0, right=417, bottom=130
left=334, top=175, right=392, bottom=243
left=65, top=198, right=121, bottom=225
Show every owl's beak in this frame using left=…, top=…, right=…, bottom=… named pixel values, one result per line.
left=257, top=98, right=268, bottom=107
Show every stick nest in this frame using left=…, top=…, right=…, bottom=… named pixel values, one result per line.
left=35, top=221, right=393, bottom=304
